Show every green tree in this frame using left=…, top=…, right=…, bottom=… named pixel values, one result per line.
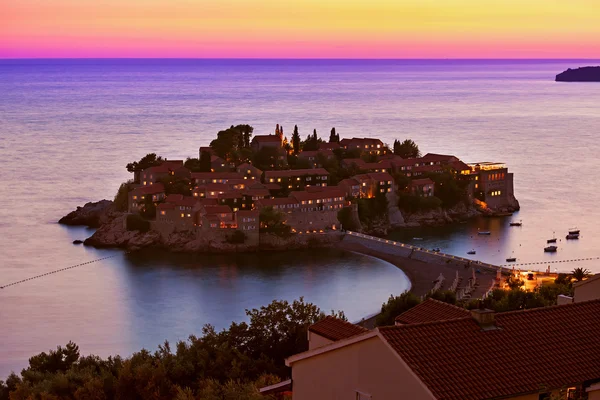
left=329, top=127, right=339, bottom=143
left=337, top=207, right=359, bottom=231
left=259, top=207, right=292, bottom=237
left=393, top=139, right=421, bottom=158
left=427, top=170, right=468, bottom=208
left=210, top=126, right=245, bottom=159
left=505, top=275, right=525, bottom=290
left=114, top=181, right=134, bottom=212
left=200, top=151, right=213, bottom=172
left=376, top=292, right=421, bottom=326
left=126, top=153, right=164, bottom=183
left=253, top=147, right=287, bottom=171
left=227, top=230, right=247, bottom=244
left=292, top=125, right=301, bottom=155
left=158, top=175, right=192, bottom=196
left=126, top=214, right=151, bottom=232
left=571, top=267, right=590, bottom=282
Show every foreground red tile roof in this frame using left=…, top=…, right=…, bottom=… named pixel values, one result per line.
left=394, top=299, right=470, bottom=325
left=131, top=183, right=165, bottom=195
left=309, top=316, right=369, bottom=341
left=380, top=300, right=600, bottom=400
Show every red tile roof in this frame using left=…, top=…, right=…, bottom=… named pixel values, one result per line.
left=410, top=178, right=435, bottom=186
left=256, top=197, right=299, bottom=207
left=421, top=153, right=458, bottom=163
left=218, top=191, right=243, bottom=199
left=365, top=172, right=394, bottom=182
left=318, top=142, right=340, bottom=150
left=202, top=205, right=232, bottom=214
left=165, top=194, right=184, bottom=203
left=191, top=172, right=243, bottom=181
left=394, top=299, right=470, bottom=325
left=298, top=149, right=334, bottom=158
left=379, top=300, right=600, bottom=400
left=264, top=168, right=329, bottom=179
left=131, top=183, right=165, bottom=195
left=308, top=316, right=369, bottom=341
left=242, top=188, right=270, bottom=197
left=157, top=203, right=175, bottom=210
left=236, top=210, right=259, bottom=218
left=290, top=187, right=345, bottom=202
left=252, top=135, right=282, bottom=143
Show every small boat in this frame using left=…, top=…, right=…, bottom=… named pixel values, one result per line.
left=544, top=245, right=558, bottom=253
left=509, top=220, right=522, bottom=227
left=467, top=250, right=476, bottom=255
left=566, top=233, right=580, bottom=240
left=506, top=257, right=517, bottom=262
left=569, top=228, right=580, bottom=235
left=478, top=231, right=491, bottom=236
left=432, top=248, right=441, bottom=252
left=413, top=237, right=424, bottom=241
left=547, top=238, right=557, bottom=243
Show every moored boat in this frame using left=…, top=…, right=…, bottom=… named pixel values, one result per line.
left=547, top=238, right=557, bottom=243
left=467, top=250, right=476, bottom=255
left=566, top=233, right=580, bottom=240
left=569, top=228, right=580, bottom=235
left=509, top=221, right=522, bottom=227
left=506, top=257, right=517, bottom=262
left=478, top=231, right=491, bottom=236
left=544, top=245, right=558, bottom=253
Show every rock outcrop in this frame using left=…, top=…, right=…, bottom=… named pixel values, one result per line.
left=397, top=202, right=480, bottom=228
left=556, top=66, right=600, bottom=82
left=59, top=200, right=115, bottom=228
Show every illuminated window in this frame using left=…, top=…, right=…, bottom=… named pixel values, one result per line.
left=180, top=213, right=184, bottom=218
left=269, top=178, right=274, bottom=183
left=143, top=181, right=147, bottom=185
left=475, top=184, right=479, bottom=189
left=247, top=169, right=251, bottom=174
left=277, top=178, right=281, bottom=182
left=187, top=214, right=191, bottom=217
left=160, top=211, right=166, bottom=215
left=133, top=195, right=137, bottom=200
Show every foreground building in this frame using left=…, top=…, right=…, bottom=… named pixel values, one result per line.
left=285, top=300, right=600, bottom=400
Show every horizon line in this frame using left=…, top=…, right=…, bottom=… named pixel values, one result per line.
left=1, top=57, right=600, bottom=61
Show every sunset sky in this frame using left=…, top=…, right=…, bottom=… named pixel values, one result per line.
left=2, top=0, right=599, bottom=58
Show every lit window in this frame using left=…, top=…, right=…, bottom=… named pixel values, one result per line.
left=187, top=214, right=191, bottom=217
left=160, top=211, right=166, bottom=215
left=277, top=178, right=281, bottom=182
left=180, top=213, right=184, bottom=218
left=133, top=195, right=137, bottom=200
left=247, top=169, right=251, bottom=174
left=269, top=178, right=274, bottom=183
left=143, top=181, right=147, bottom=185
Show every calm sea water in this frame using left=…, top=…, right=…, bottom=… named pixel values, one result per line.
left=1, top=59, right=599, bottom=377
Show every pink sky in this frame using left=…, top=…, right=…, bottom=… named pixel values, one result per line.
left=2, top=0, right=600, bottom=58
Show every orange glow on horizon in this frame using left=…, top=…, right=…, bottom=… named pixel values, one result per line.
left=2, top=0, right=600, bottom=58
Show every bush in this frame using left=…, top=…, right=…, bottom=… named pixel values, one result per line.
left=114, top=181, right=133, bottom=212
left=375, top=292, right=421, bottom=326
left=397, top=193, right=442, bottom=213
left=337, top=207, right=359, bottom=231
left=227, top=230, right=246, bottom=244
left=126, top=214, right=151, bottom=232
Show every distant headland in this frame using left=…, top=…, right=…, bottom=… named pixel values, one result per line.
left=556, top=66, right=600, bottom=82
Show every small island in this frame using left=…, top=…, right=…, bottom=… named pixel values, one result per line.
left=556, top=66, right=600, bottom=82
left=60, top=124, right=519, bottom=253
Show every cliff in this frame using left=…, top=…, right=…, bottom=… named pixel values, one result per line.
left=556, top=66, right=600, bottom=82
left=58, top=200, right=115, bottom=228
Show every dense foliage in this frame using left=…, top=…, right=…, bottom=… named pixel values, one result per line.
left=396, top=193, right=442, bottom=213
left=126, top=214, right=151, bottom=232
left=226, top=230, right=247, bottom=244
left=114, top=181, right=134, bottom=212
left=184, top=154, right=211, bottom=173
left=393, top=139, right=420, bottom=158
left=356, top=194, right=388, bottom=225
left=291, top=125, right=300, bottom=155
left=337, top=207, right=360, bottom=231
left=0, top=298, right=339, bottom=400
left=209, top=125, right=254, bottom=160
left=426, top=171, right=469, bottom=208
left=259, top=207, right=292, bottom=237
left=126, top=153, right=164, bottom=183
left=376, top=282, right=574, bottom=327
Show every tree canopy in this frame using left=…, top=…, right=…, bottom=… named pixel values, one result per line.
left=210, top=125, right=254, bottom=160
left=126, top=153, right=164, bottom=182
left=393, top=139, right=421, bottom=158
left=0, top=298, right=340, bottom=400
left=291, top=125, right=301, bottom=155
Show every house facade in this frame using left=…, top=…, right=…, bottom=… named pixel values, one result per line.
left=128, top=183, right=166, bottom=213
left=286, top=301, right=600, bottom=400
left=263, top=168, right=330, bottom=190
left=469, top=162, right=517, bottom=210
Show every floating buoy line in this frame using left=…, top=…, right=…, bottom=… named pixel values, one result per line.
left=500, top=256, right=600, bottom=268
left=0, top=253, right=125, bottom=290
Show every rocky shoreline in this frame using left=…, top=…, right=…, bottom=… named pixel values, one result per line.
left=59, top=197, right=518, bottom=253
